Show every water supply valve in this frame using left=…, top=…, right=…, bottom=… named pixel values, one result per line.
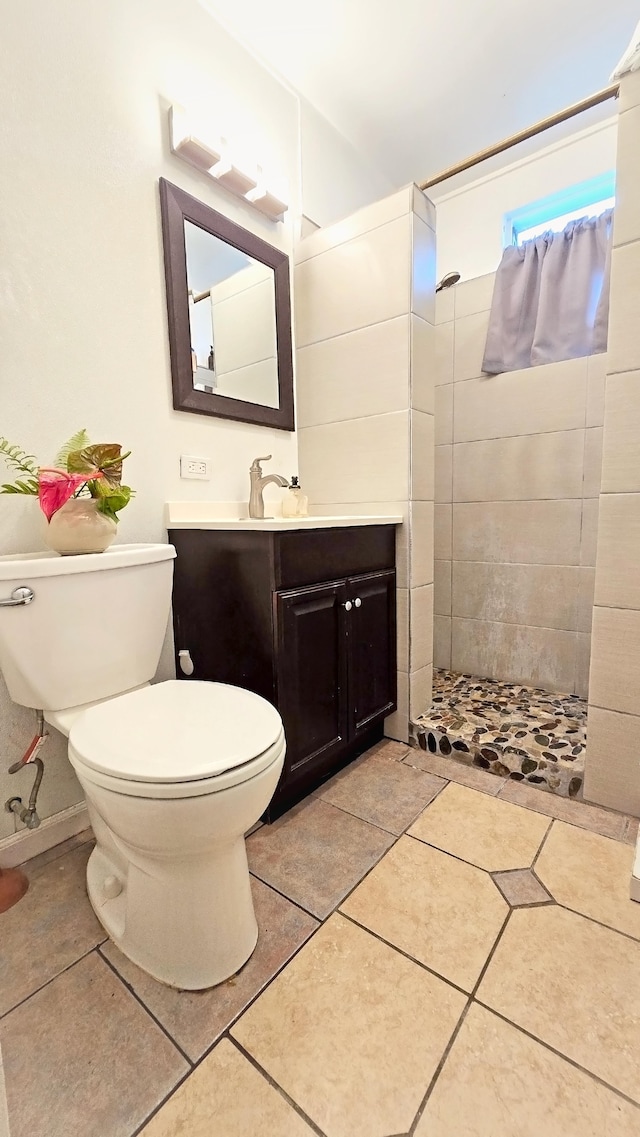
left=178, top=649, right=195, bottom=676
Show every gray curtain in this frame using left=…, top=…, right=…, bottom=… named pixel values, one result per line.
left=482, top=208, right=613, bottom=374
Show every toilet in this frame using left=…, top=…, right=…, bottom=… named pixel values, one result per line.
left=0, top=543, right=285, bottom=989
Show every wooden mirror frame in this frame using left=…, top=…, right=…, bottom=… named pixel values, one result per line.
left=159, top=178, right=294, bottom=430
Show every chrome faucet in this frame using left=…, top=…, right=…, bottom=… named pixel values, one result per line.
left=248, top=455, right=288, bottom=519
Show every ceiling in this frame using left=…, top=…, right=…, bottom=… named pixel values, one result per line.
left=201, top=0, right=637, bottom=189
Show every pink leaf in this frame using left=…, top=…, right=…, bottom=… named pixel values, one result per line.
left=37, top=468, right=99, bottom=521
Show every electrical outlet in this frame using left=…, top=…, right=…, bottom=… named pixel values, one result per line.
left=180, top=455, right=211, bottom=480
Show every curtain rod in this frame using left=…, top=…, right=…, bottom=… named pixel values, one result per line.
left=419, top=83, right=619, bottom=191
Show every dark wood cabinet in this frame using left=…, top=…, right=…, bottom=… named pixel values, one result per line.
left=169, top=524, right=397, bottom=818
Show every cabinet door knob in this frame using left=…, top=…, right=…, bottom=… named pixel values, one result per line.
left=343, top=600, right=353, bottom=611
left=354, top=597, right=362, bottom=608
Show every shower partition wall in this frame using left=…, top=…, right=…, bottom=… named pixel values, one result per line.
left=584, top=69, right=640, bottom=820
left=295, top=183, right=437, bottom=744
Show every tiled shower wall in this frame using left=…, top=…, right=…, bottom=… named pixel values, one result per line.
left=296, top=184, right=436, bottom=741
left=433, top=276, right=605, bottom=695
left=584, top=70, right=640, bottom=818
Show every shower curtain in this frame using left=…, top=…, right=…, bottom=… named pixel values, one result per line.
left=482, top=208, right=613, bottom=374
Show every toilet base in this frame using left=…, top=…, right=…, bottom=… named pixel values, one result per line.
left=85, top=837, right=260, bottom=990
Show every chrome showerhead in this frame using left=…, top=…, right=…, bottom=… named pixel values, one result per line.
left=436, top=271, right=461, bottom=292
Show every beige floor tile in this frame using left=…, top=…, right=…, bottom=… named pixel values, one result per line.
left=536, top=822, right=640, bottom=940
left=0, top=843, right=105, bottom=1017
left=477, top=906, right=640, bottom=1103
left=140, top=1038, right=313, bottom=1136
left=416, top=1004, right=640, bottom=1137
left=247, top=797, right=394, bottom=919
left=368, top=737, right=411, bottom=761
left=491, top=869, right=552, bottom=906
left=101, top=878, right=318, bottom=1060
left=246, top=795, right=393, bottom=918
left=0, top=953, right=187, bottom=1137
left=408, top=782, right=550, bottom=871
left=231, top=914, right=466, bottom=1137
left=341, top=835, right=507, bottom=991
left=317, top=750, right=445, bottom=835
left=405, top=749, right=502, bottom=795
left=498, top=779, right=629, bottom=841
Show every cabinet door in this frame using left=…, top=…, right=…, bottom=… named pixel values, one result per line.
left=347, top=570, right=396, bottom=736
left=275, top=580, right=349, bottom=779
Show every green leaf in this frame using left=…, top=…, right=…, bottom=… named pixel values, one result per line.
left=67, top=443, right=127, bottom=488
left=54, top=429, right=91, bottom=470
left=1, top=479, right=38, bottom=495
left=95, top=484, right=133, bottom=521
left=0, top=438, right=39, bottom=478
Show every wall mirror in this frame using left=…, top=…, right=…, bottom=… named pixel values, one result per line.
left=159, top=178, right=294, bottom=430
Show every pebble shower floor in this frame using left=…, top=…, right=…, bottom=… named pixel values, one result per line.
left=412, top=669, right=587, bottom=799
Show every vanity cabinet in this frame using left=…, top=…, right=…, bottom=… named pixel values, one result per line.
left=169, top=525, right=397, bottom=818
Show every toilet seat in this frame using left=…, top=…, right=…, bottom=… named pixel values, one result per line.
left=68, top=679, right=286, bottom=798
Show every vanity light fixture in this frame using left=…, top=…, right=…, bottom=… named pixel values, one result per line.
left=246, top=185, right=288, bottom=221
left=210, top=158, right=258, bottom=196
left=169, top=105, right=222, bottom=171
left=169, top=105, right=288, bottom=222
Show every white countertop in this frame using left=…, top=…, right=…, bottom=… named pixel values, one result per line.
left=166, top=502, right=403, bottom=532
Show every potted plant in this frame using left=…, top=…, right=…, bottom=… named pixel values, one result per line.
left=0, top=430, right=134, bottom=554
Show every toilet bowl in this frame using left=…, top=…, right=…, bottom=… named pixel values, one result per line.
left=64, top=680, right=285, bottom=990
left=0, top=544, right=285, bottom=992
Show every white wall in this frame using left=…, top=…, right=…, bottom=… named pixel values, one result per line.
left=433, top=117, right=618, bottom=282
left=0, top=0, right=390, bottom=849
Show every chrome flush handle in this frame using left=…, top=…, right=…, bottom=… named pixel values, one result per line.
left=0, top=586, right=35, bottom=608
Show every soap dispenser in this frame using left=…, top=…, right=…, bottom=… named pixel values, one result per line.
left=282, top=475, right=308, bottom=518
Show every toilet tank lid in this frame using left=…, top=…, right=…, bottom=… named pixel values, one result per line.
left=0, top=543, right=175, bottom=580
left=68, top=680, right=284, bottom=782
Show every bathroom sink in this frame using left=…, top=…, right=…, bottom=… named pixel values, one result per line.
left=165, top=504, right=403, bottom=531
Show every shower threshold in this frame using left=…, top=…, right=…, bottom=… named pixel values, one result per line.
left=411, top=669, right=587, bottom=800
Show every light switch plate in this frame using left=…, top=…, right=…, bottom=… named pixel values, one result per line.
left=180, top=455, right=211, bottom=480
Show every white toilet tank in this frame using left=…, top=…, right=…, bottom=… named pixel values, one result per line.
left=0, top=543, right=176, bottom=710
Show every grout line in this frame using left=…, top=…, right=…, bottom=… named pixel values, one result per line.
left=337, top=910, right=470, bottom=999
left=97, top=948, right=194, bottom=1068
left=243, top=870, right=323, bottom=921
left=588, top=700, right=640, bottom=720
left=550, top=900, right=640, bottom=946
left=229, top=1036, right=328, bottom=1136
left=429, top=558, right=594, bottom=568
left=472, top=1000, right=640, bottom=1111
left=407, top=904, right=517, bottom=1134
left=405, top=828, right=543, bottom=878
left=446, top=612, right=587, bottom=634
left=407, top=999, right=473, bottom=1135
left=531, top=818, right=555, bottom=871
left=0, top=941, right=107, bottom=1024
left=469, top=908, right=514, bottom=999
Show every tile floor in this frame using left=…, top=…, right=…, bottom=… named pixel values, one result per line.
left=0, top=737, right=639, bottom=1137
